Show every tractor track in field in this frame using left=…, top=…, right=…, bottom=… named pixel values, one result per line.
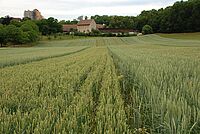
left=72, top=66, right=93, bottom=94
left=107, top=48, right=134, bottom=129
left=107, top=47, right=149, bottom=132
left=0, top=47, right=90, bottom=69
left=89, top=56, right=107, bottom=133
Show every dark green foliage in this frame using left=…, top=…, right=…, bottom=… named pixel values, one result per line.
left=135, top=0, right=200, bottom=33
left=22, top=17, right=31, bottom=21
left=142, top=25, right=153, bottom=35
left=10, top=20, right=22, bottom=27
left=0, top=20, right=40, bottom=46
left=1, top=16, right=13, bottom=25
left=134, top=9, right=159, bottom=32
left=73, top=31, right=133, bottom=37
left=74, top=32, right=88, bottom=36
left=90, top=0, right=200, bottom=33
left=0, top=24, right=6, bottom=47
left=36, top=17, right=62, bottom=35
left=22, top=20, right=39, bottom=32
left=20, top=21, right=40, bottom=42
left=91, top=15, right=135, bottom=29
left=0, top=17, right=3, bottom=24
left=90, top=29, right=101, bottom=36
left=73, top=30, right=136, bottom=37
left=5, top=25, right=24, bottom=44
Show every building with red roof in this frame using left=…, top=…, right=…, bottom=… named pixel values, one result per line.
left=77, top=19, right=96, bottom=33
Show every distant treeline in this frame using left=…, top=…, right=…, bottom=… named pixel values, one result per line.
left=0, top=17, right=62, bottom=36
left=0, top=17, right=62, bottom=46
left=91, top=0, right=200, bottom=33
left=0, top=21, right=40, bottom=47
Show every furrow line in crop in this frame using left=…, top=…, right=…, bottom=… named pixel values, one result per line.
left=108, top=48, right=135, bottom=131
left=89, top=53, right=107, bottom=133
left=0, top=48, right=101, bottom=133
left=95, top=49, right=130, bottom=133
left=0, top=47, right=90, bottom=68
left=50, top=49, right=107, bottom=133
left=108, top=45, right=200, bottom=134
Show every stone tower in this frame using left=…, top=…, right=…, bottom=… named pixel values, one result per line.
left=24, top=10, right=34, bottom=20
left=33, top=9, right=43, bottom=20
left=24, top=9, right=43, bottom=20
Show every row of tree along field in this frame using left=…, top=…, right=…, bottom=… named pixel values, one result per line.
left=0, top=18, right=62, bottom=46
left=0, top=17, right=149, bottom=47
left=59, top=0, right=200, bottom=33
left=1, top=0, right=200, bottom=34
left=90, top=0, right=200, bottom=33
left=0, top=21, right=39, bottom=47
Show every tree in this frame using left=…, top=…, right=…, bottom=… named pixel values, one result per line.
left=1, top=15, right=13, bottom=25
left=10, top=20, right=21, bottom=27
left=91, top=15, right=111, bottom=27
left=91, top=29, right=101, bottom=36
left=59, top=20, right=66, bottom=25
left=18, top=32, right=30, bottom=44
left=36, top=19, right=49, bottom=35
left=47, top=17, right=62, bottom=34
left=136, top=0, right=200, bottom=33
left=22, top=17, right=31, bottom=22
left=0, top=22, right=39, bottom=46
left=77, top=16, right=83, bottom=21
left=0, top=17, right=3, bottom=24
left=0, top=20, right=40, bottom=46
left=36, top=17, right=62, bottom=35
left=21, top=20, right=39, bottom=32
left=142, top=25, right=153, bottom=35
left=20, top=21, right=39, bottom=42
left=0, top=24, right=6, bottom=47
left=71, top=19, right=78, bottom=24
left=5, top=25, right=24, bottom=44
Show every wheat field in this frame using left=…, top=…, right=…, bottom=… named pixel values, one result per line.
left=0, top=34, right=200, bottom=133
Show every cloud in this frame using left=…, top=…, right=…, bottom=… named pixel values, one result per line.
left=0, top=0, right=184, bottom=20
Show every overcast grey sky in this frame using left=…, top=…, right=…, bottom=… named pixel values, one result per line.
left=0, top=0, right=185, bottom=20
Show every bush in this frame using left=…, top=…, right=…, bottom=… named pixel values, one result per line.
left=90, top=29, right=101, bottom=36
left=101, top=33, right=116, bottom=37
left=73, top=30, right=135, bottom=37
left=0, top=21, right=40, bottom=46
left=36, top=17, right=62, bottom=35
left=19, top=32, right=30, bottom=44
left=20, top=22, right=39, bottom=42
left=5, top=25, right=24, bottom=44
left=48, top=36, right=52, bottom=40
left=142, top=25, right=153, bottom=35
left=74, top=32, right=84, bottom=36
left=26, top=30, right=39, bottom=42
left=116, top=33, right=135, bottom=37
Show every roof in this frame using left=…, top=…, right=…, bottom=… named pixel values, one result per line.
left=77, top=19, right=95, bottom=26
left=11, top=18, right=22, bottom=22
left=63, top=24, right=77, bottom=32
left=97, top=24, right=105, bottom=29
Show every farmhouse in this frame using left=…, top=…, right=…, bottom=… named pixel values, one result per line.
left=77, top=19, right=97, bottom=33
left=62, top=20, right=136, bottom=35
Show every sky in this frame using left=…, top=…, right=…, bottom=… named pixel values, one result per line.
left=0, top=0, right=185, bottom=20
